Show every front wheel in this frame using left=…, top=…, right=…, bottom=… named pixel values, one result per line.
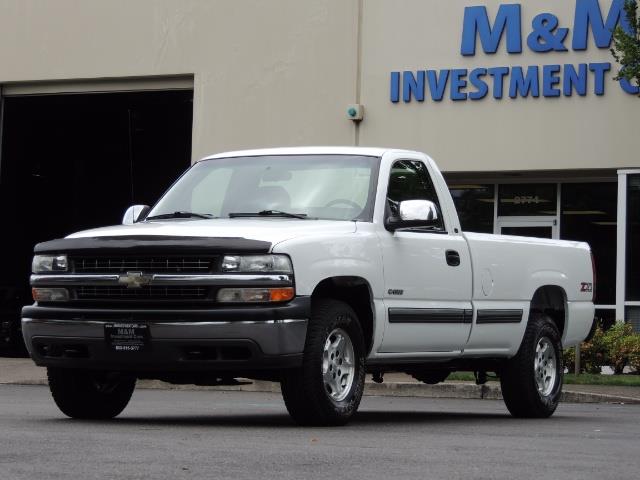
left=281, top=299, right=366, bottom=426
left=500, top=314, right=563, bottom=418
left=47, top=368, right=136, bottom=419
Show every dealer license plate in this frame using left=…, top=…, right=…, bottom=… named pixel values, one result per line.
left=104, top=323, right=150, bottom=352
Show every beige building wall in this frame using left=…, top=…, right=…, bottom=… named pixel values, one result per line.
left=359, top=0, right=637, bottom=172
left=0, top=0, right=635, bottom=173
left=0, top=0, right=359, bottom=161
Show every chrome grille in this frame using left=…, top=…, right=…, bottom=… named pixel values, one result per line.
left=73, top=256, right=215, bottom=274
left=75, top=286, right=209, bottom=300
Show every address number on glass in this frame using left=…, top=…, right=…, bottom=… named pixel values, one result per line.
left=513, top=195, right=542, bottom=205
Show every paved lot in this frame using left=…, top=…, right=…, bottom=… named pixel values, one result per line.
left=2, top=358, right=640, bottom=404
left=0, top=385, right=638, bottom=480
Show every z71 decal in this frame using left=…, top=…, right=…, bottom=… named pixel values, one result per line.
left=580, top=282, right=593, bottom=293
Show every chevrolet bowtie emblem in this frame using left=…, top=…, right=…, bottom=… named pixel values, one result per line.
left=118, top=271, right=153, bottom=289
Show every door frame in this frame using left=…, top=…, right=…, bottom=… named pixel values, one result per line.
left=1, top=75, right=193, bottom=97
left=376, top=152, right=473, bottom=355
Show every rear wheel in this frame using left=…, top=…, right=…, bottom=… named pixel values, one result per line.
left=47, top=368, right=136, bottom=419
left=281, top=299, right=365, bottom=426
left=500, top=314, right=563, bottom=418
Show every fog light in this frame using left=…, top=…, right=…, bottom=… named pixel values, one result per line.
left=217, top=287, right=294, bottom=303
left=32, top=288, right=70, bottom=302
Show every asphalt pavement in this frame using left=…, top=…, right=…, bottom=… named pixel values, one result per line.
left=2, top=358, right=639, bottom=404
left=0, top=385, right=638, bottom=480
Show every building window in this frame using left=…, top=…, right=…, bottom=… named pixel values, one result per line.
left=498, top=184, right=557, bottom=216
left=561, top=182, right=617, bottom=306
left=626, top=307, right=640, bottom=333
left=449, top=184, right=494, bottom=233
left=627, top=175, right=640, bottom=302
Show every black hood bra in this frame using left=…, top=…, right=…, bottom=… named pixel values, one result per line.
left=33, top=235, right=271, bottom=255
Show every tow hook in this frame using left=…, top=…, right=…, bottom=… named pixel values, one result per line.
left=372, top=371, right=384, bottom=384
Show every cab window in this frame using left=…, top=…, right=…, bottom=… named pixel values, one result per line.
left=387, top=159, right=445, bottom=231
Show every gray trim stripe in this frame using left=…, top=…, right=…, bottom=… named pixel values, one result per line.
left=388, top=308, right=472, bottom=324
left=476, top=309, right=523, bottom=324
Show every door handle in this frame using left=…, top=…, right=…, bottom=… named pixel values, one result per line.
left=445, top=250, right=460, bottom=267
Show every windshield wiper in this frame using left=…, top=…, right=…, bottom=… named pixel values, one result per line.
left=228, top=209, right=308, bottom=219
left=146, top=211, right=215, bottom=220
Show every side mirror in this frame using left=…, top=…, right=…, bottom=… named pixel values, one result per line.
left=122, top=205, right=150, bottom=225
left=385, top=199, right=439, bottom=232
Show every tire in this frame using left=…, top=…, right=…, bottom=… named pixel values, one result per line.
left=47, top=368, right=136, bottom=419
left=281, top=299, right=366, bottom=426
left=500, top=314, right=563, bottom=418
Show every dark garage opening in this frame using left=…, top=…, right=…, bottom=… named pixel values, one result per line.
left=0, top=89, right=193, bottom=352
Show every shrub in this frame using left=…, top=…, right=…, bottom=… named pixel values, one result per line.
left=629, top=341, right=640, bottom=374
left=564, top=325, right=607, bottom=374
left=564, top=346, right=576, bottom=372
left=582, top=325, right=609, bottom=374
left=602, top=323, right=640, bottom=374
left=565, top=322, right=640, bottom=375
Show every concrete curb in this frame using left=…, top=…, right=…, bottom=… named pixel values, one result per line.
left=559, top=390, right=640, bottom=404
left=363, top=381, right=640, bottom=404
left=2, top=378, right=638, bottom=404
left=137, top=380, right=640, bottom=404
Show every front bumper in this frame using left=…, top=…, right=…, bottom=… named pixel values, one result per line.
left=21, top=297, right=309, bottom=372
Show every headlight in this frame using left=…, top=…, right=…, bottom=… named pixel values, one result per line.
left=32, top=255, right=68, bottom=273
left=221, top=255, right=292, bottom=273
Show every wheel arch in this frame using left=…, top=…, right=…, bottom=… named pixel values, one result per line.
left=311, top=276, right=375, bottom=355
left=529, top=285, right=567, bottom=338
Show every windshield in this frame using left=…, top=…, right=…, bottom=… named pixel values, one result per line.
left=147, top=154, right=380, bottom=221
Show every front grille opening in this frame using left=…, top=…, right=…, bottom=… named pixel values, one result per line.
left=36, top=343, right=61, bottom=357
left=73, top=256, right=216, bottom=274
left=36, top=343, right=89, bottom=359
left=182, top=346, right=252, bottom=361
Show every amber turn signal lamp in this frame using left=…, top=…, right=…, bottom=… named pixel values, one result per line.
left=269, top=287, right=295, bottom=302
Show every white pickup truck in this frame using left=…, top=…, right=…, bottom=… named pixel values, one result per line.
left=22, top=147, right=595, bottom=425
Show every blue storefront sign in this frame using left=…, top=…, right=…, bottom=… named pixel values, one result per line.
left=390, top=0, right=639, bottom=102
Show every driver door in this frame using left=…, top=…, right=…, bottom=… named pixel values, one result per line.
left=378, top=159, right=473, bottom=353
